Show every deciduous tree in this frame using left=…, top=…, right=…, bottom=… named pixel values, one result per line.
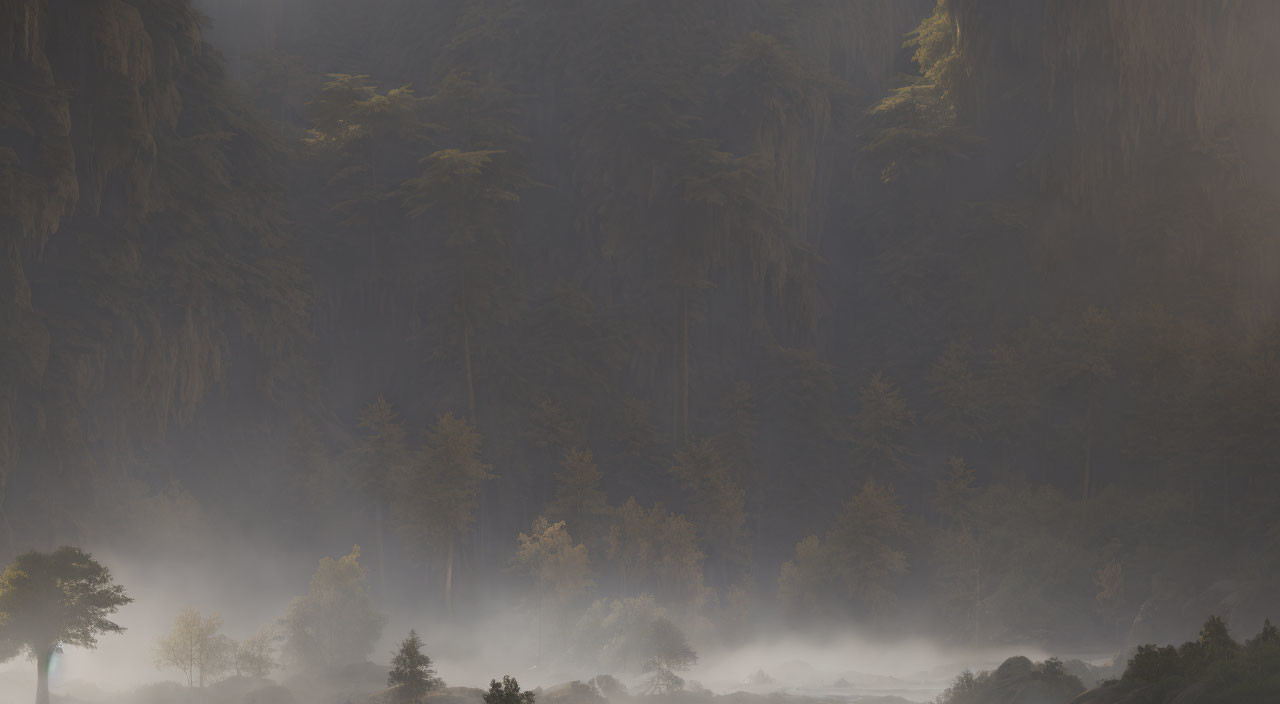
left=513, top=517, right=594, bottom=658
left=234, top=625, right=282, bottom=679
left=0, top=548, right=131, bottom=704
left=280, top=546, right=385, bottom=670
left=153, top=608, right=235, bottom=688
left=483, top=675, right=536, bottom=704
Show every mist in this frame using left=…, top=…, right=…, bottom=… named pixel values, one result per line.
left=4, top=1, right=1280, bottom=704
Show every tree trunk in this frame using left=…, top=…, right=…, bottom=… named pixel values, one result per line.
left=35, top=645, right=51, bottom=704
left=444, top=537, right=455, bottom=614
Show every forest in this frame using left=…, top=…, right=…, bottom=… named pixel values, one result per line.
left=1, top=1, right=1279, bottom=703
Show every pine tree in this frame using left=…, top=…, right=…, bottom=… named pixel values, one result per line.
left=393, top=414, right=493, bottom=612
left=387, top=630, right=442, bottom=704
left=350, top=396, right=410, bottom=592
left=670, top=438, right=748, bottom=585
left=545, top=448, right=611, bottom=550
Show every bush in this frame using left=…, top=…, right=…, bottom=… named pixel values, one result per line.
left=1123, top=644, right=1182, bottom=684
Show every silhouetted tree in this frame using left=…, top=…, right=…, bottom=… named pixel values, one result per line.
left=0, top=548, right=131, bottom=704
left=388, top=629, right=442, bottom=703
left=484, top=676, right=536, bottom=704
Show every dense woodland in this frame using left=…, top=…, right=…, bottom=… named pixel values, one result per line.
left=3, top=0, right=1280, bottom=665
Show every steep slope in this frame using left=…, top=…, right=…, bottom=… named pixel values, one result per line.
left=0, top=0, right=308, bottom=549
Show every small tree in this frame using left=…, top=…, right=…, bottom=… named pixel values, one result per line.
left=512, top=517, right=593, bottom=660
left=387, top=629, right=443, bottom=703
left=641, top=618, right=696, bottom=695
left=234, top=625, right=282, bottom=678
left=280, top=546, right=386, bottom=670
left=484, top=676, right=536, bottom=704
left=0, top=547, right=132, bottom=704
left=1196, top=614, right=1238, bottom=662
left=1124, top=644, right=1181, bottom=684
left=153, top=607, right=235, bottom=687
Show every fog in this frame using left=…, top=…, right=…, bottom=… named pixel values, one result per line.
left=5, top=1, right=1280, bottom=703
left=0, top=518, right=1102, bottom=703
left=0, top=546, right=1070, bottom=704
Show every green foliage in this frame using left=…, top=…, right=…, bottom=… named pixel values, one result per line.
left=935, top=656, right=1082, bottom=704
left=351, top=395, right=410, bottom=501
left=280, top=546, right=386, bottom=670
left=851, top=373, right=914, bottom=472
left=0, top=547, right=131, bottom=655
left=233, top=625, right=282, bottom=679
left=670, top=438, right=748, bottom=572
left=394, top=414, right=493, bottom=557
left=544, top=448, right=612, bottom=550
left=1196, top=615, right=1239, bottom=663
left=0, top=547, right=130, bottom=704
left=779, top=480, right=909, bottom=620
left=12, top=0, right=1280, bottom=658
left=1124, top=644, right=1182, bottom=685
left=484, top=676, right=535, bottom=704
left=935, top=669, right=987, bottom=704
left=153, top=608, right=235, bottom=688
left=1117, top=616, right=1280, bottom=702
left=512, top=517, right=594, bottom=607
left=387, top=629, right=443, bottom=704
left=570, top=595, right=696, bottom=680
left=607, top=499, right=705, bottom=605
left=392, top=413, right=493, bottom=609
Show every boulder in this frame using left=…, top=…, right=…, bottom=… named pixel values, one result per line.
left=972, top=656, right=1086, bottom=704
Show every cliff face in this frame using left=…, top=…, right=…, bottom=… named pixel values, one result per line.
left=867, top=0, right=1280, bottom=325
left=947, top=0, right=1280, bottom=193
left=1, top=0, right=200, bottom=242
left=0, top=0, right=306, bottom=548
